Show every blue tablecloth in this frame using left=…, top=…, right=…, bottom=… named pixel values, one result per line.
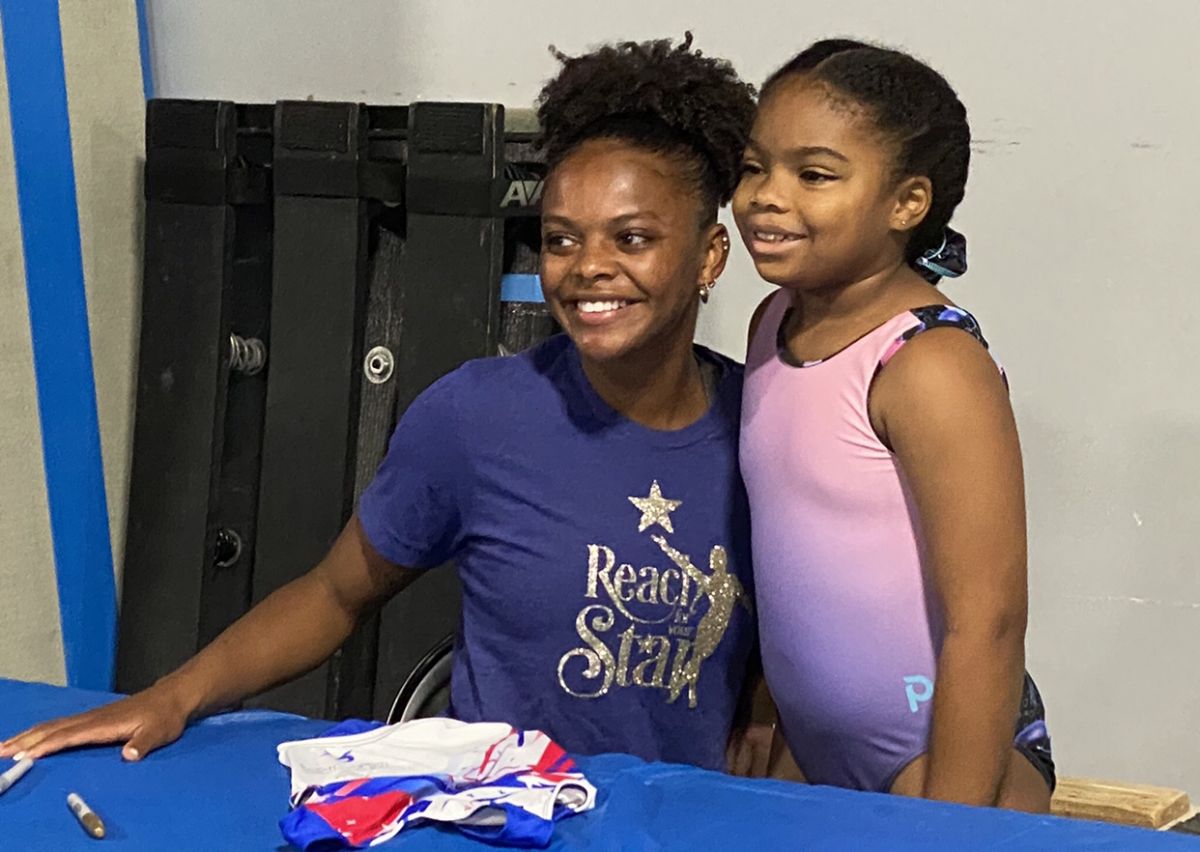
left=0, top=678, right=1193, bottom=850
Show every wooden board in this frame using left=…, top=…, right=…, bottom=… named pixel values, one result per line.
left=1051, top=777, right=1191, bottom=829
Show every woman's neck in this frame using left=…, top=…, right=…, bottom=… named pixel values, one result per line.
left=580, top=335, right=709, bottom=431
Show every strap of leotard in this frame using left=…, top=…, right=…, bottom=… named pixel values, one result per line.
left=879, top=305, right=991, bottom=368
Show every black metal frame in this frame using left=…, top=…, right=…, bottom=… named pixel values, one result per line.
left=118, top=100, right=273, bottom=692
left=386, top=633, right=455, bottom=724
left=120, top=99, right=552, bottom=719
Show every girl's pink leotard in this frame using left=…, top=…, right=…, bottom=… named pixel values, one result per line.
left=741, top=289, right=1031, bottom=792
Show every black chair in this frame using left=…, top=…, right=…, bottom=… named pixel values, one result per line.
left=386, top=634, right=454, bottom=724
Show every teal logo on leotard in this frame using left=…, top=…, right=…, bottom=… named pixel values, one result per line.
left=903, top=675, right=934, bottom=713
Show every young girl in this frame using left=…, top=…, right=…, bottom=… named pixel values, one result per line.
left=4, top=36, right=761, bottom=773
left=734, top=40, right=1055, bottom=810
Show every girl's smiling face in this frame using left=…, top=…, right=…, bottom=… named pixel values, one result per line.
left=733, top=76, right=929, bottom=291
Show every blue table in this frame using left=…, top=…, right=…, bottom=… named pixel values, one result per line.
left=0, top=678, right=1193, bottom=851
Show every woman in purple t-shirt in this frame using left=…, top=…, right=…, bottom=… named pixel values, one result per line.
left=4, top=35, right=767, bottom=774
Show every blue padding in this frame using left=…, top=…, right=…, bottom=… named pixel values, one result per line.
left=1, top=0, right=118, bottom=689
left=2, top=679, right=1195, bottom=851
left=135, top=0, right=154, bottom=99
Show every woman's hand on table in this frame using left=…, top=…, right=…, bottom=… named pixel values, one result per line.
left=0, top=681, right=191, bottom=761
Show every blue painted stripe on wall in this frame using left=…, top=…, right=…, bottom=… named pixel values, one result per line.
left=135, top=0, right=153, bottom=99
left=0, top=0, right=118, bottom=689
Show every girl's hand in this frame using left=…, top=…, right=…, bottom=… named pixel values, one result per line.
left=727, top=721, right=776, bottom=777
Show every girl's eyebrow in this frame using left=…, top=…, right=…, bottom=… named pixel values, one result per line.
left=745, top=140, right=850, bottom=163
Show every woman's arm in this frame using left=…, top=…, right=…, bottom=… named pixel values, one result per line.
left=2, top=516, right=417, bottom=760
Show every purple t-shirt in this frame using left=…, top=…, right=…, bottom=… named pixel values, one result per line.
left=358, top=335, right=754, bottom=770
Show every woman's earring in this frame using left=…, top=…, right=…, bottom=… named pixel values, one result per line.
left=699, top=280, right=714, bottom=303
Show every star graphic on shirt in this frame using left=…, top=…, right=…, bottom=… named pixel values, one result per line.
left=628, top=481, right=682, bottom=534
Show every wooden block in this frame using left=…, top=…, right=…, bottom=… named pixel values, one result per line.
left=1051, top=777, right=1191, bottom=829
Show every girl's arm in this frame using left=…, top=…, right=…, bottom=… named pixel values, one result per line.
left=871, top=328, right=1027, bottom=807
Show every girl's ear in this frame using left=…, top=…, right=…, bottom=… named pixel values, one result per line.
left=891, top=176, right=932, bottom=233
